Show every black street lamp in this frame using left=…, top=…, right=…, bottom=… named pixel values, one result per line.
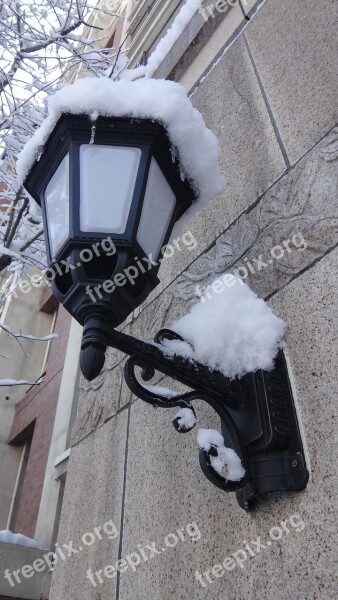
left=24, top=114, right=195, bottom=332
left=24, top=112, right=308, bottom=509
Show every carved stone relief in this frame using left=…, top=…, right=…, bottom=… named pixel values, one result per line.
left=174, top=127, right=338, bottom=303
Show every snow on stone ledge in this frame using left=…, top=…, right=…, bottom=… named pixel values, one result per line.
left=0, top=530, right=44, bottom=549
left=122, top=0, right=204, bottom=81
left=17, top=78, right=225, bottom=209
left=161, top=276, right=286, bottom=379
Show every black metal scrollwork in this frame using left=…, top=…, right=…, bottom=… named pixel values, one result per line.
left=124, top=345, right=249, bottom=494
left=80, top=315, right=309, bottom=510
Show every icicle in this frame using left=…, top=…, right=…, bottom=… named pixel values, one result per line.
left=36, top=146, right=43, bottom=161
left=179, top=163, right=186, bottom=181
left=170, top=145, right=177, bottom=163
left=90, top=110, right=99, bottom=122
left=89, top=124, right=96, bottom=145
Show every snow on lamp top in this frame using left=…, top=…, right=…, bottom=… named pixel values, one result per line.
left=17, top=77, right=225, bottom=209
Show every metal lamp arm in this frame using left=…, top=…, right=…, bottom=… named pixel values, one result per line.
left=79, top=315, right=309, bottom=510
left=80, top=316, right=243, bottom=410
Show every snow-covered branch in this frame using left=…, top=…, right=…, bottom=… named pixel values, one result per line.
left=0, top=0, right=121, bottom=275
left=0, top=322, right=58, bottom=343
left=0, top=376, right=44, bottom=387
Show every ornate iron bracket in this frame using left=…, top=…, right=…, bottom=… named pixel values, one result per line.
left=80, top=314, right=309, bottom=510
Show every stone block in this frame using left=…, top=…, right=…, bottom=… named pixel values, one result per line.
left=174, top=127, right=338, bottom=303
left=72, top=360, right=124, bottom=445
left=245, top=0, right=338, bottom=163
left=0, top=543, right=52, bottom=600
left=179, top=4, right=244, bottom=92
left=240, top=0, right=260, bottom=15
left=50, top=411, right=128, bottom=600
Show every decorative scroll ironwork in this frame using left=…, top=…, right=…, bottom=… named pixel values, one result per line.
left=124, top=341, right=249, bottom=495
left=80, top=315, right=309, bottom=510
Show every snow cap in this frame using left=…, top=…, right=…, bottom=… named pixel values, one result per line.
left=161, top=276, right=286, bottom=379
left=197, top=429, right=246, bottom=481
left=0, top=530, right=45, bottom=549
left=17, top=77, right=225, bottom=207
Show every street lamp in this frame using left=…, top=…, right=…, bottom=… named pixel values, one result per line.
left=23, top=111, right=308, bottom=510
left=24, top=114, right=195, bottom=334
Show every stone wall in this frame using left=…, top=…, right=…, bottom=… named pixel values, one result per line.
left=0, top=543, right=51, bottom=600
left=50, top=1, right=338, bottom=598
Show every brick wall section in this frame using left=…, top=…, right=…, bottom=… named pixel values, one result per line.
left=8, top=305, right=72, bottom=539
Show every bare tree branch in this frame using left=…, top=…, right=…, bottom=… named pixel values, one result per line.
left=0, top=0, right=122, bottom=277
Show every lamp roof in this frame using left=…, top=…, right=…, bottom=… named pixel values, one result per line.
left=18, top=78, right=224, bottom=218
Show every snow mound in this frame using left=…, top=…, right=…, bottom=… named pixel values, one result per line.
left=197, top=429, right=245, bottom=481
left=174, top=407, right=196, bottom=430
left=161, top=276, right=286, bottom=379
left=144, top=384, right=180, bottom=398
left=0, top=530, right=44, bottom=549
left=17, top=78, right=224, bottom=208
left=123, top=0, right=204, bottom=81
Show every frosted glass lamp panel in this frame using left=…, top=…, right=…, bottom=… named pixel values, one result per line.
left=137, top=158, right=176, bottom=258
left=79, top=145, right=141, bottom=233
left=44, top=153, right=70, bottom=257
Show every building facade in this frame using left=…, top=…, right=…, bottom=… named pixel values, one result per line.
left=3, top=0, right=338, bottom=599
left=0, top=274, right=82, bottom=598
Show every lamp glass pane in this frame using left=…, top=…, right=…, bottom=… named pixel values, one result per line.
left=44, top=152, right=69, bottom=257
left=80, top=145, right=141, bottom=233
left=137, top=158, right=176, bottom=259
